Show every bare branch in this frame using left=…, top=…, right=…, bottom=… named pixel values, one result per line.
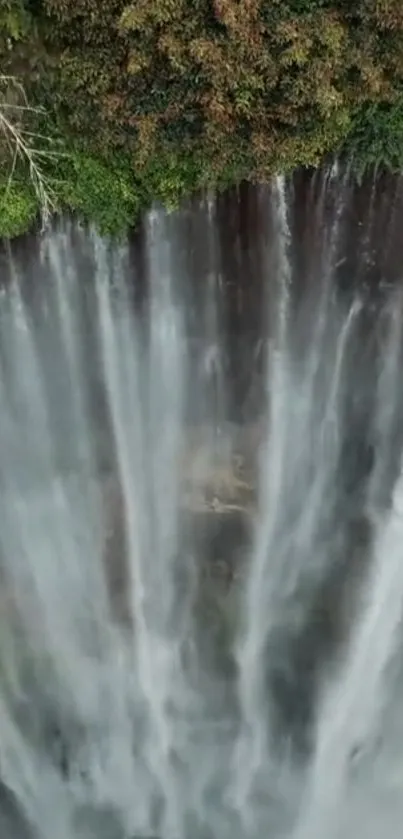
left=0, top=75, right=57, bottom=231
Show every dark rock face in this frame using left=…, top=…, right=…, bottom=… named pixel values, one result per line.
left=0, top=781, right=34, bottom=839
left=101, top=473, right=133, bottom=629
left=265, top=514, right=373, bottom=760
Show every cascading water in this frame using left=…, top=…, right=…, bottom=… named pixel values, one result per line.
left=0, top=168, right=403, bottom=839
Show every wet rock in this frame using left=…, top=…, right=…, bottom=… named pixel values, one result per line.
left=99, top=422, right=260, bottom=627
left=0, top=779, right=34, bottom=839
left=184, top=509, right=251, bottom=589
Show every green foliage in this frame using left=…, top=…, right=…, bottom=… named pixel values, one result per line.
left=138, top=146, right=211, bottom=209
left=2, top=0, right=403, bottom=237
left=53, top=150, right=141, bottom=237
left=0, top=179, right=38, bottom=239
left=0, top=0, right=30, bottom=40
left=344, top=97, right=403, bottom=180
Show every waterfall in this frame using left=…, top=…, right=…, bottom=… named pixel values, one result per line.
left=0, top=171, right=403, bottom=839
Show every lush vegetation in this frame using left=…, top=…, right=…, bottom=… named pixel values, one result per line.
left=2, top=0, right=403, bottom=237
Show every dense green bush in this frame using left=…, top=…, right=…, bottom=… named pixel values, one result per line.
left=344, top=97, right=403, bottom=179
left=0, top=179, right=38, bottom=239
left=54, top=150, right=141, bottom=237
left=2, top=0, right=403, bottom=237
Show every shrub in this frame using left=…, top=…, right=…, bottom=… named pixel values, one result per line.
left=344, top=97, right=403, bottom=179
left=55, top=150, right=141, bottom=236
left=0, top=179, right=38, bottom=238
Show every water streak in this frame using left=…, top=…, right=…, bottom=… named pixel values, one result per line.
left=0, top=172, right=403, bottom=839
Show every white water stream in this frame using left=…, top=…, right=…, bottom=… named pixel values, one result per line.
left=0, top=175, right=402, bottom=839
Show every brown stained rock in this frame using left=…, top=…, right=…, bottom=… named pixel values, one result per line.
left=99, top=422, right=262, bottom=625
left=178, top=420, right=264, bottom=513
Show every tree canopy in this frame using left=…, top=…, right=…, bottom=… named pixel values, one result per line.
left=2, top=0, right=403, bottom=236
